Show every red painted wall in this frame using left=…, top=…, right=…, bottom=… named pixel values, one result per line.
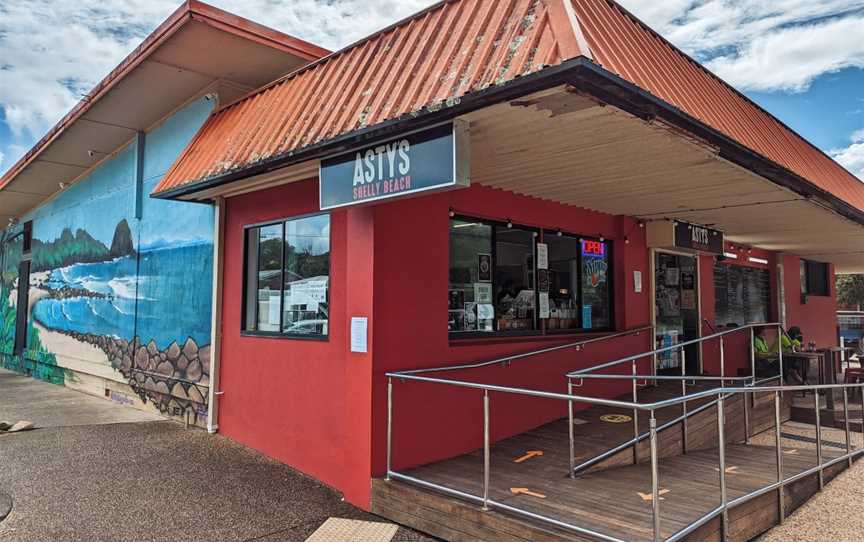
left=782, top=256, right=838, bottom=347
left=369, top=185, right=653, bottom=476
left=218, top=179, right=374, bottom=508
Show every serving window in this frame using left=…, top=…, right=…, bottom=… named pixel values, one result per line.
left=714, top=261, right=770, bottom=327
left=243, top=213, right=330, bottom=338
left=448, top=216, right=612, bottom=337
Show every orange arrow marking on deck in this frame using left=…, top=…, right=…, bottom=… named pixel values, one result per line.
left=510, top=487, right=547, bottom=499
left=638, top=489, right=671, bottom=502
left=783, top=449, right=799, bottom=455
left=714, top=466, right=739, bottom=474
left=514, top=450, right=544, bottom=463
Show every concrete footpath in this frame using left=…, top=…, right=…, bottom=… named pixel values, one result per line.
left=0, top=369, right=434, bottom=541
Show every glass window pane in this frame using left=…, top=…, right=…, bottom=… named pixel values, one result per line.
left=282, top=215, right=330, bottom=336
left=448, top=219, right=493, bottom=333
left=256, top=224, right=283, bottom=332
left=581, top=239, right=611, bottom=329
left=495, top=225, right=536, bottom=331
left=544, top=234, right=581, bottom=331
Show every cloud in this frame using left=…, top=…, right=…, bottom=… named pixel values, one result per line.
left=619, top=0, right=864, bottom=92
left=0, top=0, right=435, bottom=174
left=830, top=129, right=864, bottom=180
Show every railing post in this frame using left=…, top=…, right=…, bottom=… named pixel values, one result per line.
left=632, top=360, right=640, bottom=465
left=777, top=324, right=784, bottom=387
left=386, top=377, right=393, bottom=481
left=568, top=378, right=576, bottom=479
left=814, top=389, right=824, bottom=490
left=681, top=348, right=688, bottom=454
left=650, top=411, right=661, bottom=542
left=482, top=390, right=491, bottom=511
left=774, top=391, right=785, bottom=524
left=717, top=393, right=729, bottom=541
left=843, top=388, right=852, bottom=468
left=719, top=337, right=725, bottom=388
left=750, top=326, right=756, bottom=381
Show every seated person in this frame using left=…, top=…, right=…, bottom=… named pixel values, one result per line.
left=753, top=326, right=804, bottom=383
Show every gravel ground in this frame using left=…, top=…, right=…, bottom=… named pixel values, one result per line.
left=749, top=421, right=864, bottom=451
left=0, top=422, right=435, bottom=542
left=757, top=459, right=864, bottom=541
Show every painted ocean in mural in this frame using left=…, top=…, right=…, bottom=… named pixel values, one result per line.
left=32, top=242, right=212, bottom=349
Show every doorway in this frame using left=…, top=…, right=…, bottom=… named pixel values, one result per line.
left=654, top=251, right=700, bottom=374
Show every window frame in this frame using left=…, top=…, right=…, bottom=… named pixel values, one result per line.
left=448, top=214, right=614, bottom=340
left=800, top=259, right=830, bottom=297
left=241, top=212, right=332, bottom=341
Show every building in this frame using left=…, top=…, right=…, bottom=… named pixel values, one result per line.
left=4, top=1, right=864, bottom=540
left=0, top=1, right=327, bottom=426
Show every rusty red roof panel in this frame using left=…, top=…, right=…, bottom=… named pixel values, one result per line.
left=155, top=0, right=577, bottom=194
left=155, top=0, right=864, bottom=214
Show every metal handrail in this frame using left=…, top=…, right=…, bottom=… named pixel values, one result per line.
left=386, top=375, right=864, bottom=542
left=390, top=325, right=654, bottom=376
left=567, top=322, right=781, bottom=377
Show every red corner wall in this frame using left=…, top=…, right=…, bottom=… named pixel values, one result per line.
left=218, top=179, right=374, bottom=508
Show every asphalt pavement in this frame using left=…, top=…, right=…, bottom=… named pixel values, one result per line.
left=0, top=369, right=434, bottom=542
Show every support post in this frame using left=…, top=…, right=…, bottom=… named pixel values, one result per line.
left=719, top=337, right=725, bottom=387
left=814, top=390, right=823, bottom=490
left=568, top=379, right=575, bottom=479
left=777, top=324, right=784, bottom=387
left=482, top=390, right=491, bottom=511
left=843, top=388, right=852, bottom=468
left=681, top=348, right=688, bottom=454
left=386, top=377, right=393, bottom=480
left=650, top=413, right=660, bottom=542
left=750, top=326, right=756, bottom=381
left=717, top=394, right=728, bottom=541
left=774, top=391, right=785, bottom=523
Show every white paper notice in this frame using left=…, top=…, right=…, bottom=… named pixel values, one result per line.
left=539, top=292, right=550, bottom=319
left=537, top=243, right=548, bottom=270
left=350, top=317, right=368, bottom=353
left=634, top=270, right=643, bottom=293
left=477, top=304, right=495, bottom=320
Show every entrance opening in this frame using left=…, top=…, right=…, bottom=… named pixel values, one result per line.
left=654, top=252, right=700, bottom=374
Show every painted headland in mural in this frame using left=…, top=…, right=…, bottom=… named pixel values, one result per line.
left=0, top=134, right=214, bottom=425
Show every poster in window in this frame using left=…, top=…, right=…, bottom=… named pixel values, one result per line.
left=681, top=272, right=695, bottom=290
left=582, top=305, right=592, bottom=329
left=477, top=303, right=495, bottom=320
left=665, top=267, right=680, bottom=286
left=474, top=283, right=493, bottom=304
left=537, top=243, right=548, bottom=270
left=539, top=292, right=550, bottom=319
left=681, top=289, right=696, bottom=310
left=448, top=310, right=465, bottom=331
left=537, top=269, right=550, bottom=293
left=463, top=302, right=478, bottom=331
left=478, top=253, right=492, bottom=282
left=584, top=257, right=608, bottom=288
left=448, top=290, right=464, bottom=310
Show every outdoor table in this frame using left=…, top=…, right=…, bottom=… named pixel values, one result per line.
left=784, top=351, right=824, bottom=399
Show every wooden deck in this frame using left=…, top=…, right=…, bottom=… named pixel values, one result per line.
left=373, top=383, right=858, bottom=542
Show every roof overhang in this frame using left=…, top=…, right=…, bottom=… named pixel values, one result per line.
left=0, top=0, right=328, bottom=226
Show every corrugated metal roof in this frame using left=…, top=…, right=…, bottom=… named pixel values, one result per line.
left=154, top=0, right=580, bottom=193
left=155, top=0, right=864, bottom=214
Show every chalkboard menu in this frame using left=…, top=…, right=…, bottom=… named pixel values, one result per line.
left=714, top=263, right=770, bottom=327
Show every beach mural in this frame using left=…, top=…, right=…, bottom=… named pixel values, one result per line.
left=0, top=141, right=213, bottom=427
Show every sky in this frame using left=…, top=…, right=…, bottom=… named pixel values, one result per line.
left=0, top=0, right=862, bottom=181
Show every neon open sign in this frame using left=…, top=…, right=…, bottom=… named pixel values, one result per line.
left=582, top=240, right=605, bottom=257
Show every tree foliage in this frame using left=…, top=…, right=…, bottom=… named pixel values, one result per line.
left=836, top=274, right=864, bottom=308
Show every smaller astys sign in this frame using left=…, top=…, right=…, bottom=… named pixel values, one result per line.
left=319, top=120, right=470, bottom=210
left=674, top=220, right=724, bottom=255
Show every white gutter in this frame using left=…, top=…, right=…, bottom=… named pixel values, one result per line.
left=207, top=196, right=225, bottom=433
